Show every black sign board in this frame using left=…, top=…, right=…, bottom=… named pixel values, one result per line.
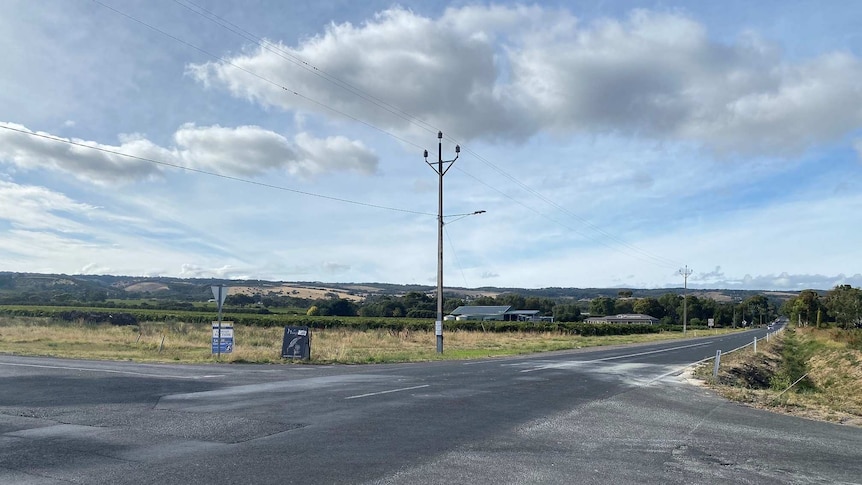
left=281, top=326, right=311, bottom=360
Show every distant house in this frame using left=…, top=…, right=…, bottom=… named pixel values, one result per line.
left=585, top=314, right=658, bottom=325
left=446, top=305, right=553, bottom=322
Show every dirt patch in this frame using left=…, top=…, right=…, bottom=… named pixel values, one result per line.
left=123, top=282, right=170, bottom=293
left=230, top=283, right=365, bottom=302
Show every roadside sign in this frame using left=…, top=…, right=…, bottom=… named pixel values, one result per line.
left=282, top=326, right=310, bottom=360
left=211, top=285, right=228, bottom=307
left=708, top=318, right=714, bottom=327
left=212, top=321, right=234, bottom=354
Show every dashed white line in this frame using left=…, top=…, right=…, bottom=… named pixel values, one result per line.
left=345, top=384, right=430, bottom=400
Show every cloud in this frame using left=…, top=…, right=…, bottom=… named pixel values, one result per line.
left=0, top=180, right=97, bottom=232
left=690, top=272, right=862, bottom=291
left=189, top=6, right=862, bottom=156
left=0, top=122, right=164, bottom=185
left=322, top=261, right=351, bottom=274
left=0, top=122, right=378, bottom=184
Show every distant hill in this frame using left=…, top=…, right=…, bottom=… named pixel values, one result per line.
left=0, top=272, right=801, bottom=304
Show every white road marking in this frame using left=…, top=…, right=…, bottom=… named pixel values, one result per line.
left=519, top=341, right=713, bottom=373
left=0, top=361, right=223, bottom=379
left=345, top=384, right=430, bottom=400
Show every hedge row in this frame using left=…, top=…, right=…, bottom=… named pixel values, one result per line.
left=0, top=306, right=660, bottom=336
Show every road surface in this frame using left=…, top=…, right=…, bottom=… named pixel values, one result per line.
left=1, top=327, right=860, bottom=484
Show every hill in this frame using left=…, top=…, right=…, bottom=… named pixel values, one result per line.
left=0, top=271, right=800, bottom=305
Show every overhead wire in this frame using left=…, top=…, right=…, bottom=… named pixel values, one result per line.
left=0, top=124, right=435, bottom=217
left=90, top=0, right=684, bottom=271
left=90, top=0, right=426, bottom=152
left=172, top=0, right=441, bottom=137
left=455, top=148, right=683, bottom=269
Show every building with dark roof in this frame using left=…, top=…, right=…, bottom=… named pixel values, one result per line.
left=446, top=305, right=552, bottom=322
left=584, top=314, right=658, bottom=325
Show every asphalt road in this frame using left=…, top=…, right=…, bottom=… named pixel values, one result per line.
left=1, top=327, right=860, bottom=484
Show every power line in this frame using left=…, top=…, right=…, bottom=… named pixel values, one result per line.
left=90, top=0, right=426, bottom=152
left=456, top=146, right=683, bottom=269
left=0, top=124, right=434, bottom=217
left=173, top=0, right=441, bottom=137
left=89, top=0, right=684, bottom=270
left=170, top=1, right=683, bottom=270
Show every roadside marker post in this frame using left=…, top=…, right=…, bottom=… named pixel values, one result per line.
left=713, top=350, right=722, bottom=378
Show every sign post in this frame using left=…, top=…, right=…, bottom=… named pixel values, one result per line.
left=211, top=285, right=229, bottom=358
left=211, top=321, right=234, bottom=354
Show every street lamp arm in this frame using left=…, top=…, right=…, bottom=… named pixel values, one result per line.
left=443, top=210, right=486, bottom=225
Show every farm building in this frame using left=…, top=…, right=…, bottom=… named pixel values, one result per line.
left=446, top=305, right=553, bottom=322
left=584, top=314, right=659, bottom=325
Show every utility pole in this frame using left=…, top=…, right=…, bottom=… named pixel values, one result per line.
left=425, top=131, right=459, bottom=354
left=679, top=265, right=692, bottom=335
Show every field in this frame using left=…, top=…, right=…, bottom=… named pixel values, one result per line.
left=0, top=316, right=728, bottom=364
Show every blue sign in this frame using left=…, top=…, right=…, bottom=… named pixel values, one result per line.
left=212, top=322, right=234, bottom=354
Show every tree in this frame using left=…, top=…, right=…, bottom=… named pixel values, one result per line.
left=472, top=295, right=497, bottom=306
left=226, top=294, right=255, bottom=307
left=824, top=285, right=862, bottom=329
left=524, top=297, right=555, bottom=315
left=633, top=298, right=663, bottom=319
left=553, top=304, right=582, bottom=322
left=589, top=297, right=615, bottom=316
left=794, top=290, right=822, bottom=326
left=497, top=293, right=526, bottom=310
left=307, top=305, right=319, bottom=316
left=658, top=293, right=680, bottom=323
left=613, top=298, right=634, bottom=314
left=742, top=295, right=769, bottom=326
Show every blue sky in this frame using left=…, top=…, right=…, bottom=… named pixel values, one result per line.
left=2, top=0, right=862, bottom=291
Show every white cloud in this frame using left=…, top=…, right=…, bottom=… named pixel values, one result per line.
left=0, top=122, right=164, bottom=185
left=0, top=180, right=97, bottom=232
left=0, top=123, right=378, bottom=184
left=189, top=6, right=862, bottom=156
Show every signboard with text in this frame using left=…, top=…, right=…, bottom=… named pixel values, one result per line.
left=281, top=326, right=310, bottom=360
left=212, top=321, right=234, bottom=354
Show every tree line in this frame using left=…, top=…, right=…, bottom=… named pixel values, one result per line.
left=289, top=290, right=785, bottom=327
left=781, top=285, right=862, bottom=329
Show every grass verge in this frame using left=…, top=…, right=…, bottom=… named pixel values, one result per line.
left=0, top=316, right=735, bottom=364
left=692, top=326, right=862, bottom=426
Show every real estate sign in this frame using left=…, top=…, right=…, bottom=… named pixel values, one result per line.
left=212, top=321, right=234, bottom=354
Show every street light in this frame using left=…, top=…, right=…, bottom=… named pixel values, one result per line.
left=424, top=131, right=459, bottom=354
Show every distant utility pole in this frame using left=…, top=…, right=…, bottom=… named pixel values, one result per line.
left=425, top=131, right=459, bottom=354
left=679, top=265, right=692, bottom=335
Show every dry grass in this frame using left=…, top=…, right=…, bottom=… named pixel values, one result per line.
left=694, top=326, right=862, bottom=426
left=0, top=316, right=730, bottom=364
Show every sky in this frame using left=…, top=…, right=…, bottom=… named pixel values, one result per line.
left=2, top=0, right=862, bottom=291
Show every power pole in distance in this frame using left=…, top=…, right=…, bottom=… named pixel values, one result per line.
left=425, top=131, right=459, bottom=354
left=679, top=265, right=692, bottom=335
